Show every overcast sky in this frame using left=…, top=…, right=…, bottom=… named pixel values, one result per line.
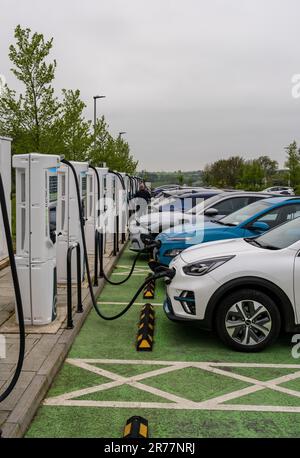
left=1, top=0, right=300, bottom=171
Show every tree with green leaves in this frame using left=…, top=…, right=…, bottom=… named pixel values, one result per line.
left=87, top=117, right=138, bottom=173
left=285, top=141, right=300, bottom=187
left=240, top=159, right=265, bottom=190
left=177, top=170, right=184, bottom=185
left=202, top=156, right=244, bottom=188
left=0, top=25, right=138, bottom=172
left=0, top=25, right=60, bottom=153
left=257, top=155, right=278, bottom=180
left=52, top=89, right=92, bottom=160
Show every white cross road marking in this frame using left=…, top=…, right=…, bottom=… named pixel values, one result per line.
left=43, top=359, right=300, bottom=412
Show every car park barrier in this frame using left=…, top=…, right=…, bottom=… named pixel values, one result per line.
left=143, top=274, right=156, bottom=299
left=123, top=416, right=149, bottom=438
left=136, top=303, right=155, bottom=351
left=66, top=242, right=83, bottom=329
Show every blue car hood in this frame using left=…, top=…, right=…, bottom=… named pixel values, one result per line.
left=157, top=221, right=234, bottom=242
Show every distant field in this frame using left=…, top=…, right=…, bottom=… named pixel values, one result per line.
left=140, top=171, right=203, bottom=188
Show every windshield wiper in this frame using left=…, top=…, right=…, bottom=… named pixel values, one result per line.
left=244, top=238, right=279, bottom=250
left=213, top=220, right=236, bottom=226
left=259, top=244, right=279, bottom=250
left=245, top=237, right=263, bottom=247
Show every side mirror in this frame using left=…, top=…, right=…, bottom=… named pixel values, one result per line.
left=249, top=221, right=270, bottom=231
left=204, top=208, right=219, bottom=217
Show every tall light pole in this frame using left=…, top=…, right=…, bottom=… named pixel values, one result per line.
left=118, top=131, right=127, bottom=138
left=93, top=95, right=106, bottom=138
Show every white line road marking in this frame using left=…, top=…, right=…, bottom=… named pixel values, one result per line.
left=43, top=359, right=300, bottom=412
left=68, top=359, right=300, bottom=368
left=116, top=265, right=150, bottom=270
left=97, top=302, right=162, bottom=306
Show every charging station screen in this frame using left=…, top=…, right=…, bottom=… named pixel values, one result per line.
left=49, top=175, right=58, bottom=202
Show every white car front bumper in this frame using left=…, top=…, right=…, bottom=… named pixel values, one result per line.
left=165, top=256, right=220, bottom=321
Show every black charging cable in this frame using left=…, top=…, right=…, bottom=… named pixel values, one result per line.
left=0, top=173, right=25, bottom=402
left=89, top=165, right=140, bottom=285
left=62, top=159, right=170, bottom=321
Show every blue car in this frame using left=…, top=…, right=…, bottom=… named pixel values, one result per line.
left=156, top=197, right=300, bottom=265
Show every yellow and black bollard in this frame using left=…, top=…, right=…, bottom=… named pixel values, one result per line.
left=123, top=416, right=149, bottom=438
left=136, top=303, right=155, bottom=351
left=143, top=274, right=155, bottom=299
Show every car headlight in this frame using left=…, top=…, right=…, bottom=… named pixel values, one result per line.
left=164, top=248, right=184, bottom=257
left=183, top=256, right=235, bottom=276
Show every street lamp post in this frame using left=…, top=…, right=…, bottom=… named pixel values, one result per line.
left=93, top=95, right=106, bottom=139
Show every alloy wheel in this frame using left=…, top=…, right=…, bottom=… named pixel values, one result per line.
left=225, top=300, right=272, bottom=346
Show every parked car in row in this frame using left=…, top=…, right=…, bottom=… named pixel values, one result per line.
left=164, top=216, right=300, bottom=352
left=155, top=197, right=300, bottom=265
left=130, top=191, right=274, bottom=251
left=150, top=187, right=212, bottom=211
left=263, top=186, right=295, bottom=196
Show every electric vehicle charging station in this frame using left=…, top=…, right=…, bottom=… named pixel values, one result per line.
left=0, top=137, right=11, bottom=263
left=105, top=172, right=117, bottom=245
left=13, top=153, right=60, bottom=325
left=97, top=166, right=109, bottom=252
left=120, top=172, right=129, bottom=240
left=85, top=167, right=97, bottom=255
left=85, top=166, right=109, bottom=254
left=114, top=172, right=127, bottom=243
left=56, top=161, right=89, bottom=283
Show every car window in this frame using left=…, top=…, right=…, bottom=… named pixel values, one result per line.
left=247, top=196, right=263, bottom=204
left=220, top=200, right=271, bottom=226
left=214, top=196, right=251, bottom=216
left=254, top=216, right=300, bottom=249
left=186, top=193, right=226, bottom=214
left=255, top=204, right=300, bottom=228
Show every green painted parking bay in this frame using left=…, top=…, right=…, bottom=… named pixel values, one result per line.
left=26, top=248, right=300, bottom=438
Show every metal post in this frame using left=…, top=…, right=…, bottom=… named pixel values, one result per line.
left=113, top=228, right=117, bottom=257
left=116, top=214, right=119, bottom=253
left=76, top=244, right=83, bottom=313
left=99, top=230, right=104, bottom=278
left=94, top=229, right=99, bottom=286
left=66, top=245, right=74, bottom=329
left=113, top=214, right=119, bottom=256
left=66, top=242, right=83, bottom=328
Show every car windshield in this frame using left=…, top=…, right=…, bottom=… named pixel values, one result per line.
left=219, top=200, right=272, bottom=226
left=186, top=193, right=225, bottom=214
left=249, top=216, right=300, bottom=249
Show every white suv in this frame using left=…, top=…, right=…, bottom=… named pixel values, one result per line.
left=165, top=217, right=300, bottom=352
left=263, top=186, right=295, bottom=196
